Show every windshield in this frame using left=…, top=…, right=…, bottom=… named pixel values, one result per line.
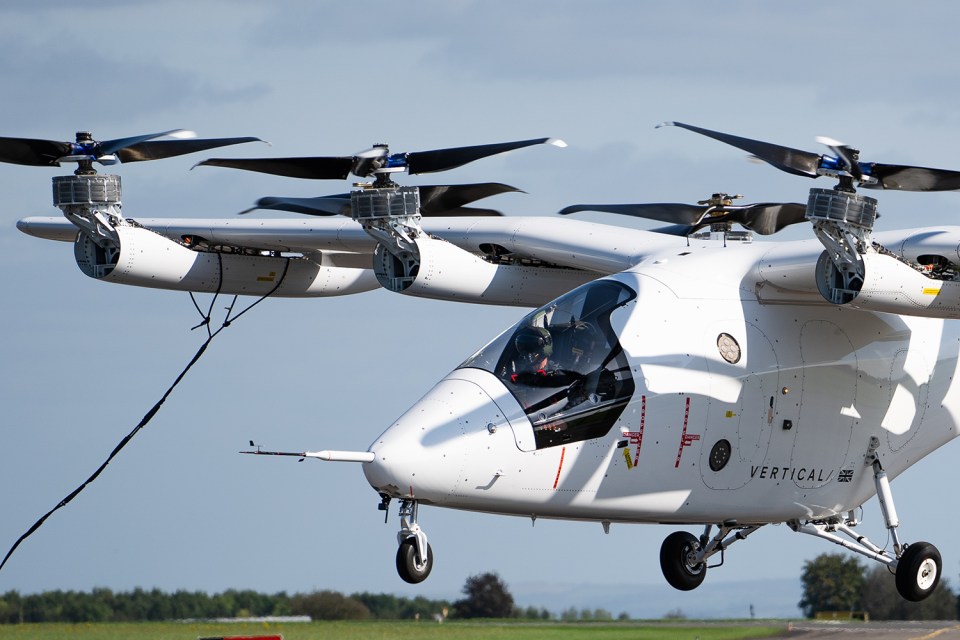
left=460, top=279, right=636, bottom=449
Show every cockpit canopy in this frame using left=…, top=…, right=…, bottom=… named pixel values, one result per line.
left=460, top=279, right=636, bottom=449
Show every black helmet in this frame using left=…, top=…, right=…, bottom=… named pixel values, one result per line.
left=514, top=325, right=552, bottom=357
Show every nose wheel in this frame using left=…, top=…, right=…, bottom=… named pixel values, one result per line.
left=397, top=537, right=434, bottom=584
left=395, top=499, right=434, bottom=584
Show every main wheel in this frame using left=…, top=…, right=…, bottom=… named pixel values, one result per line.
left=660, top=531, right=707, bottom=591
left=895, top=541, right=941, bottom=601
left=396, top=538, right=434, bottom=584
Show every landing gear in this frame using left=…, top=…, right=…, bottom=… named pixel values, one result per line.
left=659, top=523, right=762, bottom=591
left=792, top=443, right=942, bottom=602
left=895, top=542, right=941, bottom=602
left=395, top=499, right=433, bottom=584
left=396, top=537, right=434, bottom=584
left=660, top=531, right=706, bottom=590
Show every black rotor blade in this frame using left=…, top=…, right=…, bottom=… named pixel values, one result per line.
left=649, top=224, right=697, bottom=236
left=406, top=138, right=558, bottom=175
left=867, top=163, right=960, bottom=192
left=661, top=122, right=822, bottom=179
left=241, top=183, right=517, bottom=217
left=418, top=183, right=522, bottom=215
left=0, top=136, right=72, bottom=166
left=723, top=202, right=808, bottom=235
left=561, top=201, right=806, bottom=236
left=240, top=195, right=352, bottom=216
left=559, top=202, right=706, bottom=225
left=427, top=206, right=503, bottom=217
left=196, top=156, right=355, bottom=180
left=99, top=129, right=192, bottom=156
left=116, top=137, right=264, bottom=163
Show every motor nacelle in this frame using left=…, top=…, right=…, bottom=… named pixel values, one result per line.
left=373, top=235, right=594, bottom=307
left=74, top=223, right=379, bottom=297
left=816, top=249, right=960, bottom=319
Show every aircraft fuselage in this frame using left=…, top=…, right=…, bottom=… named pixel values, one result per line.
left=364, top=241, right=960, bottom=525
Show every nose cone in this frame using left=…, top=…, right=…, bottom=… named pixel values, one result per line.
left=364, top=376, right=507, bottom=503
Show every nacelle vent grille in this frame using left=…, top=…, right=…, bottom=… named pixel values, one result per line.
left=805, top=188, right=877, bottom=231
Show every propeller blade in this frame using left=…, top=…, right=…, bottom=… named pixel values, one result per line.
left=559, top=202, right=706, bottom=225
left=418, top=183, right=522, bottom=215
left=241, top=183, right=517, bottom=217
left=406, top=138, right=565, bottom=175
left=662, top=121, right=960, bottom=193
left=865, top=163, right=960, bottom=192
left=98, top=129, right=195, bottom=156
left=659, top=122, right=821, bottom=179
left=425, top=206, right=503, bottom=217
left=560, top=201, right=807, bottom=236
left=239, top=194, right=352, bottom=216
left=0, top=130, right=261, bottom=167
left=116, top=136, right=264, bottom=163
left=196, top=156, right=355, bottom=180
left=729, top=202, right=808, bottom=235
left=0, top=136, right=72, bottom=166
left=648, top=224, right=697, bottom=236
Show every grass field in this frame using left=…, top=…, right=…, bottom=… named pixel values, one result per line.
left=0, top=620, right=788, bottom=640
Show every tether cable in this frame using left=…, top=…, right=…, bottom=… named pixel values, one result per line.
left=0, top=257, right=291, bottom=574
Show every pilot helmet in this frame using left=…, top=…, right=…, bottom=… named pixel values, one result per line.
left=514, top=325, right=553, bottom=359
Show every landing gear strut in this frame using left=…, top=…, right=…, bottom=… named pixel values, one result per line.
left=395, top=499, right=433, bottom=584
left=659, top=440, right=942, bottom=602
left=792, top=444, right=941, bottom=601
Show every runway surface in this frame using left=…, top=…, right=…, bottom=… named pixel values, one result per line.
left=772, top=620, right=960, bottom=639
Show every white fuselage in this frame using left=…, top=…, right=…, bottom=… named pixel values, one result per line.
left=363, top=240, right=960, bottom=525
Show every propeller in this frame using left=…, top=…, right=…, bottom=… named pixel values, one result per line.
left=658, top=121, right=960, bottom=192
left=0, top=129, right=263, bottom=171
left=208, top=137, right=564, bottom=219
left=560, top=194, right=807, bottom=236
left=196, top=137, right=566, bottom=181
left=239, top=183, right=523, bottom=217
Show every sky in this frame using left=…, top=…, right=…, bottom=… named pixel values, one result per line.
left=3, top=0, right=960, bottom=620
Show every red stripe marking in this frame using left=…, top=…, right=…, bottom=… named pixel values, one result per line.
left=633, top=394, right=646, bottom=466
left=674, top=397, right=700, bottom=468
left=553, top=447, right=566, bottom=489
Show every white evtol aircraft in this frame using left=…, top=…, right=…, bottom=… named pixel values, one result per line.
left=11, top=123, right=960, bottom=602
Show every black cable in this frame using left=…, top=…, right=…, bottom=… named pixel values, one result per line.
left=0, top=257, right=291, bottom=574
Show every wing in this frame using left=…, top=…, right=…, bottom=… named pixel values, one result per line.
left=20, top=214, right=960, bottom=316
left=17, top=215, right=688, bottom=307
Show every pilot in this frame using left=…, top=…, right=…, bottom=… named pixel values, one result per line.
left=508, top=325, right=554, bottom=383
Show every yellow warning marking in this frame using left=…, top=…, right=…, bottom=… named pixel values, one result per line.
left=622, top=447, right=633, bottom=469
left=257, top=271, right=278, bottom=283
left=922, top=287, right=941, bottom=296
left=725, top=411, right=736, bottom=418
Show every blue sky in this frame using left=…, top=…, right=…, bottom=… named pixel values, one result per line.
left=3, top=0, right=960, bottom=619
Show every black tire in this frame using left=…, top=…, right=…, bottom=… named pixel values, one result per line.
left=660, top=531, right=706, bottom=591
left=396, top=538, right=434, bottom=584
left=895, top=541, right=941, bottom=602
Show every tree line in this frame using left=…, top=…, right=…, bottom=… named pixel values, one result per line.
left=0, top=572, right=585, bottom=624
left=0, top=588, right=452, bottom=624
left=800, top=553, right=958, bottom=620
